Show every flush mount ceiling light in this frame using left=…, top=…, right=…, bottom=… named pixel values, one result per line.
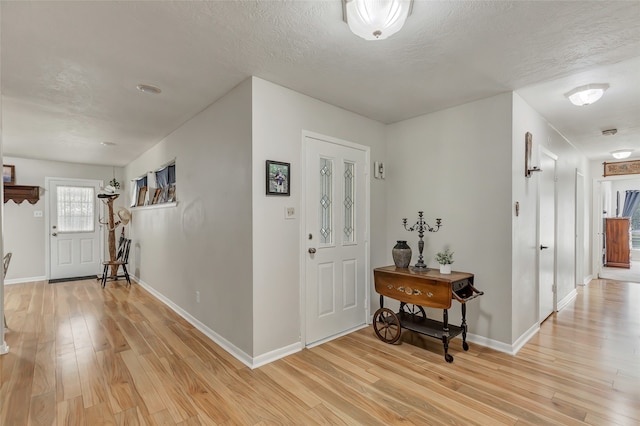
left=136, top=83, right=162, bottom=95
left=343, top=0, right=413, bottom=40
left=564, top=83, right=609, bottom=106
left=611, top=149, right=633, bottom=159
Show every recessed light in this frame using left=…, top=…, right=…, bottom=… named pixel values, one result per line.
left=611, top=149, right=632, bottom=160
left=136, top=84, right=162, bottom=95
left=564, top=83, right=609, bottom=106
left=101, top=141, right=117, bottom=147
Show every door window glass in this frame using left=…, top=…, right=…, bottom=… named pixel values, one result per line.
left=320, top=157, right=333, bottom=245
left=343, top=162, right=355, bottom=243
left=57, top=186, right=95, bottom=232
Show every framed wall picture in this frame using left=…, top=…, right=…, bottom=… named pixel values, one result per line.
left=3, top=164, right=15, bottom=185
left=266, top=160, right=290, bottom=196
left=603, top=160, right=640, bottom=177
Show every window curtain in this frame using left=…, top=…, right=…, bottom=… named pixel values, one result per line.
left=155, top=167, right=169, bottom=188
left=57, top=186, right=95, bottom=232
left=130, top=176, right=147, bottom=207
left=168, top=164, right=176, bottom=185
left=622, top=190, right=640, bottom=217
left=129, top=180, right=137, bottom=208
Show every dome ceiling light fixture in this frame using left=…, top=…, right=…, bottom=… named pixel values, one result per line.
left=343, top=0, right=413, bottom=41
left=136, top=83, right=162, bottom=95
left=611, top=149, right=633, bottom=160
left=564, top=83, right=609, bottom=106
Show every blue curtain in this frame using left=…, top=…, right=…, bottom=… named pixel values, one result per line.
left=168, top=164, right=176, bottom=185
left=622, top=190, right=640, bottom=217
left=136, top=176, right=147, bottom=189
left=155, top=167, right=169, bottom=188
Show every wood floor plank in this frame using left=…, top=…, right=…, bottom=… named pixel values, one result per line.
left=3, top=277, right=639, bottom=425
left=56, top=396, right=85, bottom=426
left=31, top=339, right=56, bottom=397
left=119, top=350, right=166, bottom=415
left=28, top=390, right=56, bottom=426
left=96, top=349, right=137, bottom=414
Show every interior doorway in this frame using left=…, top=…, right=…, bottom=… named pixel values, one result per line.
left=538, top=147, right=557, bottom=323
left=593, top=176, right=640, bottom=283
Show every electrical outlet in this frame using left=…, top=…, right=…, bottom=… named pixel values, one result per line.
left=33, top=210, right=43, bottom=217
left=196, top=291, right=200, bottom=303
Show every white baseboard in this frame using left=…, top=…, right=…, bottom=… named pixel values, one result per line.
left=4, top=276, right=47, bottom=285
left=252, top=342, right=303, bottom=369
left=0, top=341, right=8, bottom=355
left=557, top=289, right=577, bottom=312
left=306, top=323, right=368, bottom=349
left=133, top=276, right=296, bottom=369
left=467, top=322, right=539, bottom=356
left=581, top=275, right=593, bottom=285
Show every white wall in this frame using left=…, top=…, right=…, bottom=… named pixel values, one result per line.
left=251, top=77, right=387, bottom=357
left=609, top=178, right=640, bottom=217
left=511, top=94, right=540, bottom=341
left=386, top=93, right=514, bottom=345
left=3, top=156, right=123, bottom=282
left=512, top=94, right=589, bottom=338
left=124, top=79, right=254, bottom=356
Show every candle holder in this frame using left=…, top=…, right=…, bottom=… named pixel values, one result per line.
left=402, top=211, right=442, bottom=270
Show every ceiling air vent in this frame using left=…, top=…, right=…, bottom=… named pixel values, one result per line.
left=602, top=128, right=618, bottom=136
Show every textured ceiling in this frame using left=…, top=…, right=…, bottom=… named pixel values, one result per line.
left=1, top=1, right=639, bottom=166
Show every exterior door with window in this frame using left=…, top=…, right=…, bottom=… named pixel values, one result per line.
left=49, top=179, right=102, bottom=280
left=304, top=135, right=368, bottom=345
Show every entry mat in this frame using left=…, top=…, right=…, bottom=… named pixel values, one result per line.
left=48, top=275, right=98, bottom=284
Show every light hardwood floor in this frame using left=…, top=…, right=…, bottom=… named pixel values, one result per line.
left=1, top=278, right=638, bottom=425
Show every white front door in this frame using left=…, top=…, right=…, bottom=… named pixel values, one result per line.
left=304, top=135, right=368, bottom=345
left=48, top=178, right=102, bottom=280
left=538, top=148, right=557, bottom=322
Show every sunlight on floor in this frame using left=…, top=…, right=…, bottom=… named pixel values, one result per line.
left=599, top=260, right=640, bottom=283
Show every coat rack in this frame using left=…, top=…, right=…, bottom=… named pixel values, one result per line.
left=98, top=193, right=131, bottom=277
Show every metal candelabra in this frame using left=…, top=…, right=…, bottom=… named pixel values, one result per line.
left=402, top=211, right=442, bottom=270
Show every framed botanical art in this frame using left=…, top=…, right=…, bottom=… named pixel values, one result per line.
left=266, top=160, right=290, bottom=196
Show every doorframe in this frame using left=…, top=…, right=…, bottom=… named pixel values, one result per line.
left=299, top=130, right=371, bottom=347
left=537, top=146, right=558, bottom=322
left=591, top=174, right=640, bottom=280
left=575, top=170, right=585, bottom=286
left=45, top=177, right=105, bottom=280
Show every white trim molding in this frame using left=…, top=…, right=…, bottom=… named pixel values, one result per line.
left=4, top=276, right=47, bottom=285
left=467, top=322, right=540, bottom=356
left=134, top=275, right=302, bottom=369
left=557, top=289, right=577, bottom=312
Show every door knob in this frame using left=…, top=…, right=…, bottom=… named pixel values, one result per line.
left=52, top=233, right=58, bottom=237
left=308, top=248, right=316, bottom=254
left=540, top=245, right=549, bottom=250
